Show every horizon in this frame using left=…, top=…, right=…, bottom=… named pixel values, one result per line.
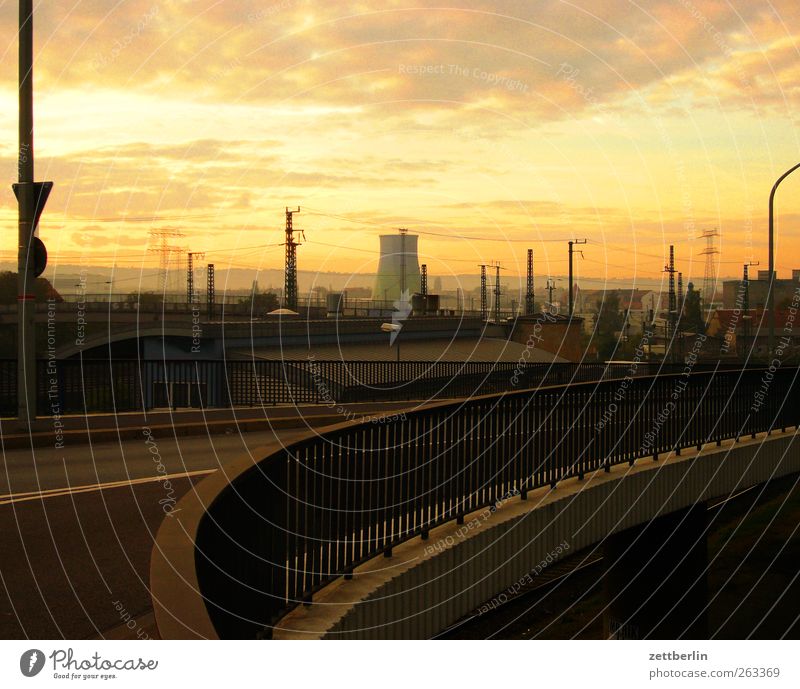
left=0, top=258, right=765, bottom=297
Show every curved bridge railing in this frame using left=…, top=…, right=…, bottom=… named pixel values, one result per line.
left=165, top=366, right=800, bottom=638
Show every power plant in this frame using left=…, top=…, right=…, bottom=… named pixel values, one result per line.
left=373, top=229, right=421, bottom=303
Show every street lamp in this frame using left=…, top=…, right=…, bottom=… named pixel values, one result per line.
left=545, top=278, right=562, bottom=314
left=16, top=1, right=53, bottom=429
left=768, top=162, right=800, bottom=355
left=381, top=322, right=402, bottom=362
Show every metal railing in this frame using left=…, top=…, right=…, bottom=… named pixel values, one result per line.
left=191, top=366, right=800, bottom=638
left=0, top=358, right=748, bottom=417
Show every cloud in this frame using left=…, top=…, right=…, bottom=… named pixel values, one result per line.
left=0, top=0, right=794, bottom=127
left=1, top=1, right=799, bottom=273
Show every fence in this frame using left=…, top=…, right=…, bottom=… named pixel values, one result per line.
left=0, top=358, right=744, bottom=417
left=190, top=366, right=800, bottom=638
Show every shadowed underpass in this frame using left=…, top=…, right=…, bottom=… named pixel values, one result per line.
left=441, top=473, right=800, bottom=640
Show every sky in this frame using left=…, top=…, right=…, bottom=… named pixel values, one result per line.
left=1, top=0, right=799, bottom=292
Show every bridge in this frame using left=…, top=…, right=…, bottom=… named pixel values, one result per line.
left=0, top=356, right=726, bottom=416
left=150, top=365, right=800, bottom=639
left=46, top=316, right=491, bottom=360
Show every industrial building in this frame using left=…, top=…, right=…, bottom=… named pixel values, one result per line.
left=722, top=270, right=800, bottom=310
left=373, top=230, right=421, bottom=303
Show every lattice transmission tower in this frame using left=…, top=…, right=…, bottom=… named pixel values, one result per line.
left=664, top=245, right=677, bottom=362
left=478, top=264, right=488, bottom=320
left=148, top=228, right=185, bottom=295
left=187, top=251, right=205, bottom=305
left=207, top=263, right=215, bottom=320
left=525, top=248, right=535, bottom=315
left=700, top=228, right=720, bottom=307
left=492, top=261, right=503, bottom=323
left=284, top=207, right=303, bottom=310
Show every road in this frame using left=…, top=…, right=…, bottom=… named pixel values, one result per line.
left=1, top=425, right=313, bottom=497
left=0, top=426, right=311, bottom=639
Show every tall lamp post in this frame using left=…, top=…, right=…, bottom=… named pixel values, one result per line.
left=768, top=162, right=800, bottom=355
left=16, top=1, right=52, bottom=429
left=742, top=261, right=758, bottom=358
left=546, top=277, right=561, bottom=313
left=567, top=239, right=587, bottom=318
left=381, top=322, right=402, bottom=362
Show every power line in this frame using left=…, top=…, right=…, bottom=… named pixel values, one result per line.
left=7, top=208, right=260, bottom=224
left=76, top=272, right=163, bottom=286
left=594, top=240, right=745, bottom=264
left=303, top=208, right=386, bottom=227
left=204, top=242, right=283, bottom=253
left=304, top=207, right=581, bottom=243
left=303, top=238, right=573, bottom=265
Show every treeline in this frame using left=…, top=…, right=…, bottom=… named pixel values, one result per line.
left=0, top=272, right=62, bottom=304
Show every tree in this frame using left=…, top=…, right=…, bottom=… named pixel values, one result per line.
left=0, top=271, right=62, bottom=304
left=126, top=291, right=163, bottom=308
left=239, top=291, right=279, bottom=314
left=594, top=290, right=624, bottom=360
left=681, top=282, right=705, bottom=335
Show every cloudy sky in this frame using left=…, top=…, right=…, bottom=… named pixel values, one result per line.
left=1, top=0, right=799, bottom=288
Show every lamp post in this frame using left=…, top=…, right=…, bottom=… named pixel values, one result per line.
left=568, top=239, right=587, bottom=318
left=768, top=162, right=800, bottom=355
left=381, top=322, right=402, bottom=362
left=742, top=261, right=758, bottom=359
left=545, top=278, right=562, bottom=314
left=16, top=0, right=53, bottom=429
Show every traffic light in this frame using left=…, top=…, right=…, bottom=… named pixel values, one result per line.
left=12, top=180, right=52, bottom=277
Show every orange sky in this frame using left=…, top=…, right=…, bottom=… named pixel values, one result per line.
left=1, top=0, right=799, bottom=287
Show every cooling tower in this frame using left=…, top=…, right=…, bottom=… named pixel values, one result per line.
left=373, top=233, right=421, bottom=303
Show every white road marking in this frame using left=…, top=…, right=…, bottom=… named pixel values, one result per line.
left=0, top=469, right=218, bottom=506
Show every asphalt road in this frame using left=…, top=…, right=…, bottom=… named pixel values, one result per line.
left=0, top=427, right=311, bottom=639
left=1, top=427, right=311, bottom=496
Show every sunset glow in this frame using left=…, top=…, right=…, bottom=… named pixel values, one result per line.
left=1, top=1, right=799, bottom=284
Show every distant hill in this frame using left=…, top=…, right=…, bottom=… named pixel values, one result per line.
left=0, top=261, right=740, bottom=298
